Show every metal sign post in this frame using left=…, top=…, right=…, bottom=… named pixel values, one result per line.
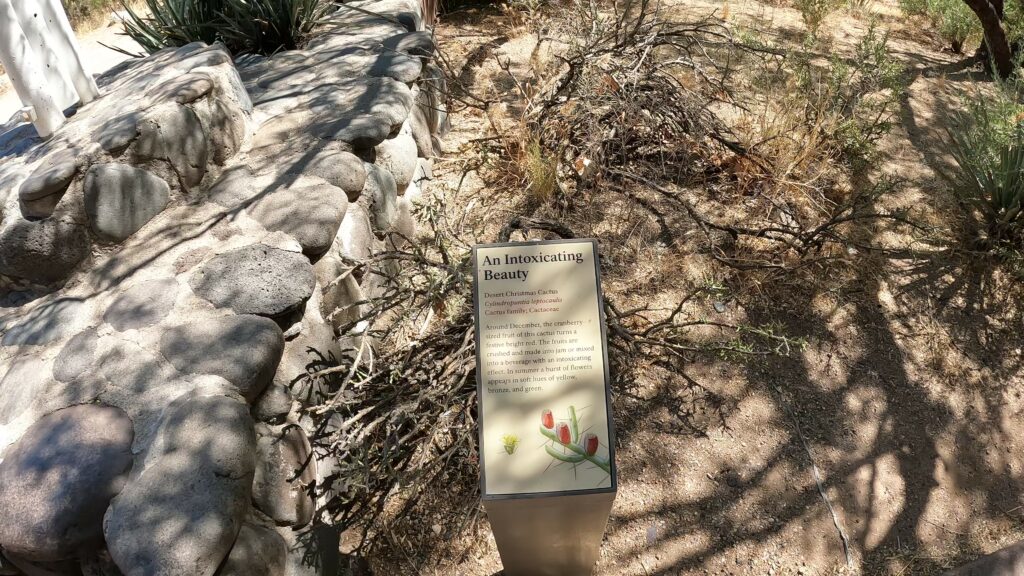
left=472, top=239, right=616, bottom=576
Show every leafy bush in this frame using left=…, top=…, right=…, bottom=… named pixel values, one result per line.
left=926, top=0, right=980, bottom=53
left=794, top=0, right=839, bottom=37
left=121, top=0, right=333, bottom=55
left=949, top=75, right=1024, bottom=246
left=795, top=21, right=904, bottom=166
left=62, top=0, right=121, bottom=28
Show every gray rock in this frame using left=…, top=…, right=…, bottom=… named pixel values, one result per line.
left=381, top=31, right=434, bottom=57
left=19, top=148, right=81, bottom=218
left=252, top=383, right=294, bottom=423
left=104, top=393, right=255, bottom=576
left=274, top=289, right=340, bottom=405
left=0, top=217, right=90, bottom=283
left=53, top=328, right=99, bottom=382
left=176, top=46, right=232, bottom=72
left=2, top=297, right=88, bottom=346
left=84, top=164, right=170, bottom=242
left=96, top=112, right=142, bottom=154
left=0, top=405, right=133, bottom=561
left=207, top=165, right=260, bottom=210
left=360, top=163, right=398, bottom=235
left=149, top=72, right=214, bottom=104
left=410, top=94, right=436, bottom=158
left=374, top=133, right=418, bottom=194
left=245, top=176, right=348, bottom=257
left=276, top=524, right=339, bottom=576
left=368, top=52, right=423, bottom=84
left=133, top=103, right=209, bottom=187
left=103, top=278, right=179, bottom=331
left=159, top=314, right=284, bottom=402
left=338, top=203, right=379, bottom=262
left=270, top=149, right=367, bottom=201
left=215, top=523, right=286, bottom=576
left=252, top=424, right=316, bottom=527
left=193, top=96, right=247, bottom=165
left=189, top=244, right=316, bottom=318
left=310, top=115, right=392, bottom=150
left=3, top=554, right=81, bottom=576
left=0, top=355, right=52, bottom=425
left=313, top=240, right=367, bottom=334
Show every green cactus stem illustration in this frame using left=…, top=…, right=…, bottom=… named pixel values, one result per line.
left=502, top=434, right=520, bottom=455
left=539, top=405, right=611, bottom=475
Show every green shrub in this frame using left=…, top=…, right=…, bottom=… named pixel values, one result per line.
left=926, top=0, right=980, bottom=53
left=794, top=0, right=840, bottom=37
left=121, top=0, right=333, bottom=55
left=795, top=21, right=904, bottom=166
left=949, top=75, right=1024, bottom=246
left=898, top=0, right=929, bottom=15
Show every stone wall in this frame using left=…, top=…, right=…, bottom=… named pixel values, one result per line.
left=0, top=0, right=444, bottom=573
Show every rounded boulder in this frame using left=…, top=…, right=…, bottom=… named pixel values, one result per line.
left=0, top=405, right=134, bottom=561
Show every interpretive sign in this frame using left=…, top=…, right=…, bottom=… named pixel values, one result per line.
left=473, top=239, right=616, bottom=576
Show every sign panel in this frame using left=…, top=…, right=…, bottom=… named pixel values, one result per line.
left=473, top=239, right=616, bottom=498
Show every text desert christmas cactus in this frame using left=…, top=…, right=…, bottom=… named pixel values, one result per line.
left=539, top=405, right=611, bottom=475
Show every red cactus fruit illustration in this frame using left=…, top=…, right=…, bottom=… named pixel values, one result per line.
left=555, top=422, right=571, bottom=444
left=541, top=409, right=554, bottom=429
left=582, top=432, right=599, bottom=456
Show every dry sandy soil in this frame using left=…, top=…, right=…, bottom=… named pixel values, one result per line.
left=356, top=0, right=1024, bottom=575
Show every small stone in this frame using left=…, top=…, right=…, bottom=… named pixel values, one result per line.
left=2, top=297, right=88, bottom=346
left=189, top=244, right=316, bottom=318
left=104, top=393, right=255, bottom=576
left=103, top=278, right=179, bottom=331
left=133, top=103, right=209, bottom=187
left=18, top=148, right=81, bottom=218
left=374, top=133, right=418, bottom=194
left=96, top=112, right=142, bottom=154
left=368, top=51, right=423, bottom=84
left=253, top=383, right=294, bottom=423
left=159, top=314, right=284, bottom=402
left=431, top=524, right=441, bottom=535
left=0, top=217, right=90, bottom=283
left=381, top=31, right=434, bottom=57
left=359, top=163, right=398, bottom=235
left=245, top=176, right=348, bottom=257
left=276, top=150, right=367, bottom=201
left=84, top=164, right=170, bottom=242
left=52, top=328, right=99, bottom=382
left=274, top=289, right=339, bottom=405
left=216, top=523, right=286, bottom=576
left=149, top=72, right=214, bottom=104
left=252, top=424, right=316, bottom=527
left=0, top=405, right=133, bottom=561
left=339, top=203, right=380, bottom=262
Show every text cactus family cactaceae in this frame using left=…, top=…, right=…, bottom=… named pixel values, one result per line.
left=539, top=405, right=611, bottom=475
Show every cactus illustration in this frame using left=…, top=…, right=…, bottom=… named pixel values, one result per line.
left=541, top=409, right=554, bottom=429
left=539, top=405, right=611, bottom=475
left=502, top=434, right=520, bottom=455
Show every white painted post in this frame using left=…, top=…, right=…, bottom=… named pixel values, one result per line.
left=36, top=0, right=100, bottom=104
left=0, top=0, right=65, bottom=137
left=11, top=0, right=78, bottom=110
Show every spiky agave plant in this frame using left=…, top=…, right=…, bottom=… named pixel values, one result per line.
left=219, top=0, right=335, bottom=54
left=120, top=0, right=227, bottom=53
left=950, top=121, right=1024, bottom=247
left=120, top=0, right=334, bottom=55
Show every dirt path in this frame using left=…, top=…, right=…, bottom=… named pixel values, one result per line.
left=0, top=14, right=143, bottom=123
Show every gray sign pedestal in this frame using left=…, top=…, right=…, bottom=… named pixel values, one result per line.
left=485, top=491, right=615, bottom=576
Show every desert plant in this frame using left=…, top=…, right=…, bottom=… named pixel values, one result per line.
left=927, top=0, right=981, bottom=52
left=218, top=0, right=335, bottom=54
left=794, top=0, right=839, bottom=37
left=794, top=21, right=904, bottom=166
left=949, top=75, right=1024, bottom=245
left=120, top=0, right=332, bottom=55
